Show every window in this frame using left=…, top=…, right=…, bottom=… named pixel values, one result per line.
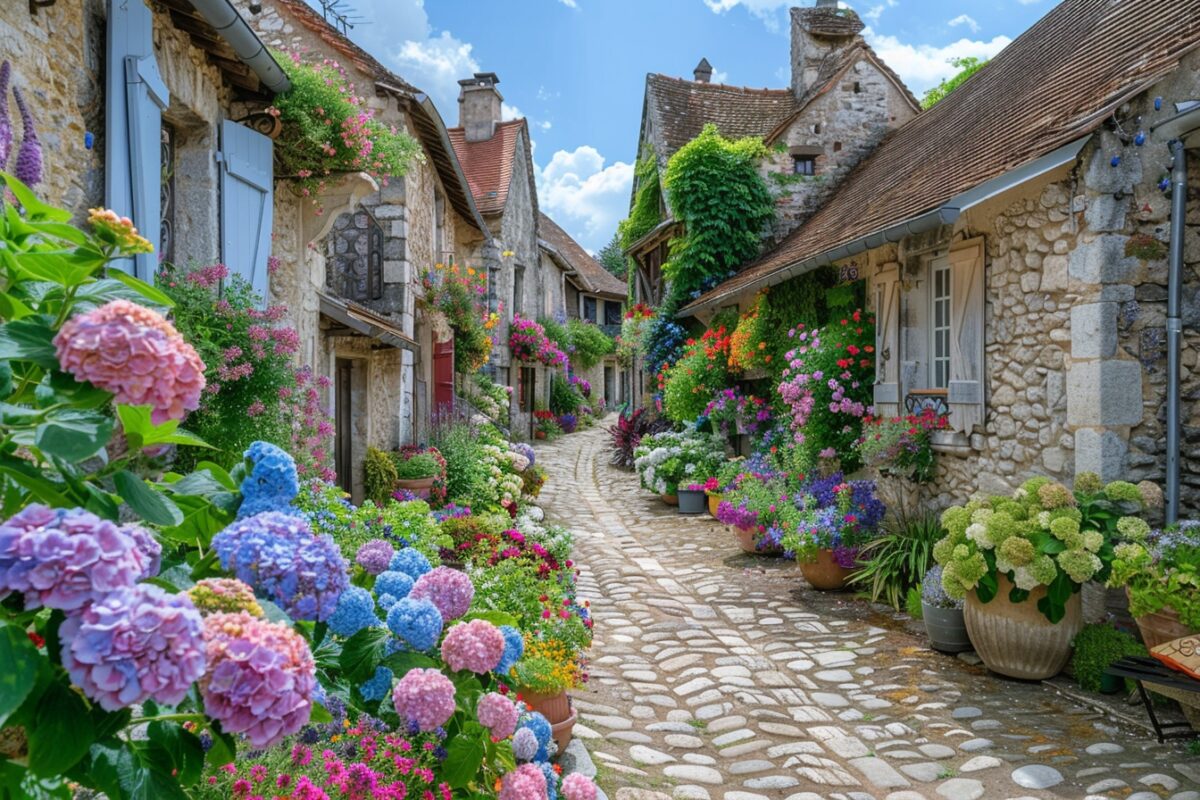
left=793, top=156, right=815, bottom=176
left=488, top=267, right=500, bottom=314
left=930, top=257, right=951, bottom=389
left=583, top=296, right=597, bottom=323
left=512, top=265, right=524, bottom=316
left=326, top=206, right=383, bottom=302
left=604, top=300, right=621, bottom=327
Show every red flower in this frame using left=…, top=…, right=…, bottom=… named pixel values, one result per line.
left=27, top=631, right=44, bottom=648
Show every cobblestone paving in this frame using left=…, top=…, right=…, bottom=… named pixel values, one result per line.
left=536, top=423, right=1200, bottom=800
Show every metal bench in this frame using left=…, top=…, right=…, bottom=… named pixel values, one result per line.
left=1107, top=656, right=1199, bottom=742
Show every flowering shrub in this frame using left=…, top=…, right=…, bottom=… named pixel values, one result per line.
left=855, top=409, right=947, bottom=483
left=780, top=477, right=886, bottom=567
left=617, top=303, right=654, bottom=367
left=1109, top=518, right=1200, bottom=627
left=633, top=429, right=726, bottom=495
left=420, top=262, right=495, bottom=373
left=271, top=52, right=420, bottom=199
left=728, top=292, right=772, bottom=373
left=469, top=372, right=513, bottom=423
left=777, top=310, right=875, bottom=471
left=662, top=325, right=731, bottom=423
left=510, top=315, right=568, bottom=366
left=703, top=387, right=771, bottom=436
left=934, top=476, right=1150, bottom=622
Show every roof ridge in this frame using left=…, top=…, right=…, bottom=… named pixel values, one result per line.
left=648, top=73, right=793, bottom=96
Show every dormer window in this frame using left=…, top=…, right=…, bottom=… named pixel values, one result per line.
left=793, top=155, right=816, bottom=176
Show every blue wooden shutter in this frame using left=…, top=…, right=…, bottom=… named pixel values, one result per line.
left=105, top=0, right=168, bottom=280
left=219, top=120, right=274, bottom=305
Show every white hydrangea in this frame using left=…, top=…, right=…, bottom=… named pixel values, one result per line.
left=965, top=523, right=990, bottom=548
left=1012, top=566, right=1039, bottom=591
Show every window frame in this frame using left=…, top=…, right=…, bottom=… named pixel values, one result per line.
left=792, top=155, right=816, bottom=176
left=929, top=254, right=951, bottom=390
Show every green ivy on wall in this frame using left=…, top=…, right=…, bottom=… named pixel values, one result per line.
left=618, top=147, right=663, bottom=250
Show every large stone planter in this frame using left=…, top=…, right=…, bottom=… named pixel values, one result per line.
left=798, top=549, right=854, bottom=591
left=519, top=689, right=576, bottom=752
left=677, top=489, right=706, bottom=515
left=964, top=574, right=1082, bottom=680
left=922, top=602, right=972, bottom=653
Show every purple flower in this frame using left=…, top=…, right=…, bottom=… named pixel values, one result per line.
left=0, top=505, right=148, bottom=611
left=0, top=62, right=11, bottom=168
left=12, top=86, right=40, bottom=188
left=511, top=727, right=538, bottom=761
left=409, top=566, right=474, bottom=620
left=60, top=584, right=206, bottom=711
left=121, top=523, right=161, bottom=579
left=715, top=500, right=758, bottom=531
left=355, top=539, right=394, bottom=575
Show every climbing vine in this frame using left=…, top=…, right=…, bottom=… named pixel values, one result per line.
left=618, top=147, right=663, bottom=251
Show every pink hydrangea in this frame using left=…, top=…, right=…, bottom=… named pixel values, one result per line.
left=54, top=299, right=206, bottom=424
left=201, top=612, right=316, bottom=747
left=441, top=619, right=504, bottom=674
left=409, top=566, right=474, bottom=620
left=391, top=667, right=456, bottom=732
left=60, top=584, right=206, bottom=711
left=561, top=774, right=598, bottom=800
left=121, top=522, right=161, bottom=579
left=499, top=763, right=548, bottom=800
left=476, top=692, right=519, bottom=739
left=0, top=505, right=148, bottom=611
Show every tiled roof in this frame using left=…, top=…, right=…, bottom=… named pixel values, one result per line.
left=645, top=75, right=799, bottom=158
left=539, top=213, right=627, bottom=299
left=684, top=0, right=1200, bottom=313
left=447, top=120, right=529, bottom=216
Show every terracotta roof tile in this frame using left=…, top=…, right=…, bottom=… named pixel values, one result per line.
left=447, top=120, right=528, bottom=215
left=685, top=0, right=1200, bottom=313
left=539, top=213, right=627, bottom=298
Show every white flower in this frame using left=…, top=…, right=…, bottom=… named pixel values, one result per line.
left=1012, top=566, right=1039, bottom=591
left=965, top=523, right=989, bottom=547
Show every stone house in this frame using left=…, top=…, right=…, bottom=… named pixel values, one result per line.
left=538, top=213, right=628, bottom=409
left=237, top=0, right=492, bottom=502
left=0, top=0, right=288, bottom=283
left=681, top=0, right=1200, bottom=514
left=448, top=74, right=550, bottom=438
left=624, top=0, right=918, bottom=406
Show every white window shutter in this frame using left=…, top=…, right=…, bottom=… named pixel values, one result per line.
left=105, top=0, right=168, bottom=280
left=219, top=120, right=274, bottom=306
left=871, top=262, right=901, bottom=418
left=947, top=241, right=985, bottom=432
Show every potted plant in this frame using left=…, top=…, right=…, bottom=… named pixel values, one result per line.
left=533, top=410, right=559, bottom=440
left=782, top=477, right=886, bottom=590
left=716, top=473, right=792, bottom=555
left=855, top=408, right=947, bottom=484
left=933, top=476, right=1146, bottom=680
left=1109, top=517, right=1200, bottom=648
left=702, top=476, right=725, bottom=518
left=920, top=565, right=971, bottom=653
left=510, top=615, right=591, bottom=752
left=679, top=483, right=708, bottom=515
left=390, top=448, right=445, bottom=501
left=633, top=429, right=718, bottom=506
left=1071, top=623, right=1147, bottom=694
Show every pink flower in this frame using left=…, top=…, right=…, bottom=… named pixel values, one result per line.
left=409, top=566, right=474, bottom=620
left=54, top=300, right=205, bottom=423
left=392, top=668, right=456, bottom=732
left=562, top=774, right=598, bottom=800
left=441, top=619, right=504, bottom=673
left=476, top=692, right=519, bottom=739
left=499, top=764, right=548, bottom=800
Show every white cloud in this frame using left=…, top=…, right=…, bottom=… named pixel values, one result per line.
left=557, top=0, right=578, bottom=6
left=501, top=102, right=523, bottom=121
left=536, top=146, right=634, bottom=251
left=537, top=120, right=553, bottom=130
left=391, top=32, right=479, bottom=117
left=700, top=0, right=790, bottom=32
left=712, top=69, right=729, bottom=84
left=862, top=26, right=1010, bottom=94
left=863, top=0, right=897, bottom=23
left=947, top=14, right=980, bottom=33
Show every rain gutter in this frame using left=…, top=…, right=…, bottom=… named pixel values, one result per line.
left=188, top=0, right=292, bottom=93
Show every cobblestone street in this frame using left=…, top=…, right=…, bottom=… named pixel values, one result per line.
left=536, top=424, right=1200, bottom=800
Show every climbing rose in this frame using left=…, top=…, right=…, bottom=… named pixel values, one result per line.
left=391, top=667, right=455, bottom=732
left=499, top=763, right=548, bottom=800
left=409, top=566, right=474, bottom=620
left=476, top=692, right=519, bottom=739
left=60, top=584, right=206, bottom=711
left=186, top=578, right=263, bottom=617
left=54, top=300, right=205, bottom=424
left=238, top=442, right=300, bottom=518
left=201, top=612, right=316, bottom=747
left=0, top=505, right=148, bottom=611
left=355, top=539, right=394, bottom=575
left=441, top=619, right=504, bottom=673
left=561, top=774, right=598, bottom=800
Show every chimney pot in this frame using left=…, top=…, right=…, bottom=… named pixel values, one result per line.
left=693, top=57, right=713, bottom=83
left=458, top=72, right=504, bottom=142
left=816, top=0, right=838, bottom=8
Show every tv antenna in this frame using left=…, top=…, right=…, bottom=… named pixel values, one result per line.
left=316, top=0, right=363, bottom=34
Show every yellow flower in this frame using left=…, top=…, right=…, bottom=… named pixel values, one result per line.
left=501, top=250, right=515, bottom=258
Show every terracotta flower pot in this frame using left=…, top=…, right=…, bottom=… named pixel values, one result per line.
left=964, top=574, right=1082, bottom=680
left=535, top=430, right=547, bottom=440
left=661, top=493, right=679, bottom=506
left=732, top=525, right=781, bottom=555
left=1128, top=590, right=1196, bottom=649
left=394, top=476, right=435, bottom=499
left=798, top=548, right=855, bottom=591
left=707, top=493, right=723, bottom=518
left=519, top=689, right=576, bottom=751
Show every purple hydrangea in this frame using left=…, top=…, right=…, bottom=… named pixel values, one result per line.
left=60, top=584, right=206, bottom=711
left=511, top=727, right=538, bottom=762
left=355, top=539, right=394, bottom=575
left=121, top=523, right=162, bottom=579
left=509, top=442, right=535, bottom=468
left=211, top=511, right=349, bottom=622
left=409, top=566, right=474, bottom=620
left=0, top=505, right=148, bottom=611
left=327, top=586, right=379, bottom=638
left=388, top=548, right=432, bottom=580
left=385, top=597, right=443, bottom=651
left=238, top=442, right=300, bottom=519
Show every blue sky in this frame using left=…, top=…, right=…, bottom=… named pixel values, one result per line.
left=306, top=0, right=1058, bottom=252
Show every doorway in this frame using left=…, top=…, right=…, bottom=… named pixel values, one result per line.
left=335, top=358, right=353, bottom=494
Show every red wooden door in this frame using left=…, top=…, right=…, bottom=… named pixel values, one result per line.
left=433, top=339, right=455, bottom=416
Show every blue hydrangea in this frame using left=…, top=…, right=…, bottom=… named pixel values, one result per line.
left=385, top=597, right=443, bottom=651
left=374, top=570, right=414, bottom=600
left=518, top=712, right=552, bottom=762
left=540, top=761, right=558, bottom=800
left=327, top=586, right=379, bottom=637
left=359, top=666, right=393, bottom=702
left=389, top=548, right=432, bottom=580
left=377, top=593, right=399, bottom=612
left=238, top=441, right=300, bottom=518
left=511, top=727, right=538, bottom=762
left=496, top=625, right=524, bottom=675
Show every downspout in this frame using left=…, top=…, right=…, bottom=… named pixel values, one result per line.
left=1166, top=138, right=1187, bottom=524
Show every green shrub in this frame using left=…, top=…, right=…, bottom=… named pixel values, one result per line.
left=364, top=447, right=399, bottom=505
left=852, top=510, right=943, bottom=610
left=905, top=586, right=924, bottom=620
left=432, top=420, right=493, bottom=505
left=567, top=319, right=616, bottom=369
left=550, top=373, right=583, bottom=415
left=394, top=452, right=440, bottom=480
left=1071, top=623, right=1146, bottom=693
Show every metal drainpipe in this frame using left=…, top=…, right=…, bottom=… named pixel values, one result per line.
left=1167, top=138, right=1187, bottom=525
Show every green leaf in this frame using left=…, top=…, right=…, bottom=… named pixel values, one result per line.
left=34, top=409, right=113, bottom=462
left=113, top=470, right=184, bottom=527
left=0, top=761, right=71, bottom=799
left=975, top=570, right=998, bottom=604
left=0, top=455, right=69, bottom=507
left=115, top=405, right=211, bottom=451
left=27, top=680, right=94, bottom=777
left=204, top=729, right=237, bottom=772
left=1037, top=570, right=1077, bottom=624
left=0, top=621, right=40, bottom=727
left=381, top=650, right=438, bottom=677
left=309, top=702, right=334, bottom=724
left=85, top=741, right=189, bottom=800
left=144, top=722, right=204, bottom=787
left=339, top=626, right=392, bottom=684
left=440, top=729, right=487, bottom=789
left=107, top=270, right=174, bottom=309
left=463, top=609, right=520, bottom=628
left=0, top=292, right=34, bottom=321
left=10, top=251, right=100, bottom=288
left=0, top=317, right=58, bottom=369
left=0, top=173, right=71, bottom=222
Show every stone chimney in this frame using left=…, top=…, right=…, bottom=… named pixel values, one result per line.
left=790, top=2, right=864, bottom=98
left=693, top=58, right=713, bottom=83
left=458, top=72, right=503, bottom=142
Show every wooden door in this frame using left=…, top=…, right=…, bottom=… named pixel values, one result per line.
left=433, top=339, right=455, bottom=417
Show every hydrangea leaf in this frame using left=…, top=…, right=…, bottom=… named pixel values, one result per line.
left=144, top=721, right=204, bottom=787
left=114, top=470, right=184, bottom=527
left=34, top=409, right=113, bottom=462
left=27, top=680, right=94, bottom=777
left=339, top=626, right=393, bottom=684
left=0, top=316, right=58, bottom=369
left=441, top=724, right=487, bottom=789
left=0, top=621, right=39, bottom=726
